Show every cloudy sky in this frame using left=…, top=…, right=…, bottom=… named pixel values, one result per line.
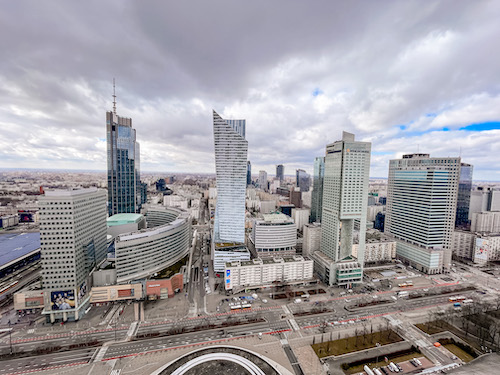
left=1, top=1, right=500, bottom=180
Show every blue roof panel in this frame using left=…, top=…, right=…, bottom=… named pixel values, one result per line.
left=0, top=232, right=41, bottom=268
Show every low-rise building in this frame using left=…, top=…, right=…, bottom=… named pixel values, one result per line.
left=224, top=255, right=313, bottom=291
left=213, top=243, right=251, bottom=273
left=352, top=232, right=396, bottom=263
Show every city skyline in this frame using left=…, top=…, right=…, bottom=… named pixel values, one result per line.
left=1, top=2, right=500, bottom=180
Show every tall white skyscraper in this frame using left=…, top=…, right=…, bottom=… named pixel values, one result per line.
left=385, top=154, right=460, bottom=274
left=39, top=188, right=107, bottom=322
left=213, top=110, right=248, bottom=243
left=315, top=132, right=371, bottom=286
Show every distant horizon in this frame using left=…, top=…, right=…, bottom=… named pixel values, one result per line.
left=1, top=167, right=500, bottom=183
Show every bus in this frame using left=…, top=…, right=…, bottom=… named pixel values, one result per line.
left=449, top=296, right=466, bottom=302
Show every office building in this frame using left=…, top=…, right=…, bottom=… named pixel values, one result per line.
left=251, top=213, right=296, bottom=258
left=111, top=206, right=191, bottom=283
left=315, top=132, right=371, bottom=286
left=276, top=164, right=284, bottom=183
left=106, top=109, right=141, bottom=216
left=385, top=153, right=460, bottom=274
left=469, top=187, right=500, bottom=219
left=296, top=169, right=310, bottom=192
left=456, top=163, right=473, bottom=228
left=310, top=156, right=325, bottom=223
left=224, top=256, right=313, bottom=292
left=352, top=233, right=396, bottom=263
left=289, top=189, right=302, bottom=208
left=247, top=161, right=252, bottom=186
left=213, top=110, right=248, bottom=244
left=452, top=230, right=476, bottom=260
left=39, top=188, right=107, bottom=322
left=259, top=170, right=268, bottom=191
left=303, top=223, right=321, bottom=256
left=471, top=211, right=500, bottom=233
left=292, top=208, right=310, bottom=232
left=374, top=212, right=385, bottom=231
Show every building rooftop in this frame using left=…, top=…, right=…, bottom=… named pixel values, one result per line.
left=107, top=213, right=144, bottom=227
left=229, top=255, right=308, bottom=267
left=0, top=232, right=40, bottom=268
left=260, top=212, right=294, bottom=224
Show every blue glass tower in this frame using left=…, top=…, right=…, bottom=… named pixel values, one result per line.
left=107, top=111, right=140, bottom=216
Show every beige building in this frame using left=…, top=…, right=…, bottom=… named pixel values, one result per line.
left=303, top=223, right=321, bottom=256
left=452, top=230, right=476, bottom=260
left=352, top=236, right=396, bottom=263
left=471, top=211, right=500, bottom=233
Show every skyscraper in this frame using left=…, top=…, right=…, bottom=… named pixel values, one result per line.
left=296, top=169, right=310, bottom=192
left=106, top=108, right=141, bottom=216
left=385, top=153, right=460, bottom=274
left=310, top=156, right=325, bottom=223
left=247, top=161, right=252, bottom=186
left=315, top=132, right=371, bottom=286
left=456, top=163, right=473, bottom=228
left=276, top=164, right=284, bottom=183
left=40, top=188, right=107, bottom=322
left=213, top=110, right=248, bottom=243
left=259, top=170, right=268, bottom=191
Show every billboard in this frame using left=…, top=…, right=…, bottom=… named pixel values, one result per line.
left=78, top=281, right=88, bottom=304
left=50, top=290, right=75, bottom=311
left=474, top=238, right=489, bottom=263
left=18, top=211, right=34, bottom=222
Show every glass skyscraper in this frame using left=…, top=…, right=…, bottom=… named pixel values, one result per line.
left=106, top=111, right=141, bottom=216
left=310, top=156, right=325, bottom=223
left=247, top=161, right=252, bottom=186
left=456, top=163, right=473, bottom=228
left=296, top=169, right=310, bottom=192
left=213, top=110, right=248, bottom=243
left=276, top=164, right=284, bottom=183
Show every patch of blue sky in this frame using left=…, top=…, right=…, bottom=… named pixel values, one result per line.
left=312, top=88, right=323, bottom=97
left=459, top=121, right=500, bottom=131
left=372, top=151, right=394, bottom=156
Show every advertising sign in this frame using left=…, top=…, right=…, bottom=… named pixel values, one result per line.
left=474, top=238, right=489, bottom=263
left=50, top=290, right=75, bottom=311
left=78, top=281, right=88, bottom=304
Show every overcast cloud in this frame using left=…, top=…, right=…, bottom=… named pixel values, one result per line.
left=1, top=0, right=499, bottom=180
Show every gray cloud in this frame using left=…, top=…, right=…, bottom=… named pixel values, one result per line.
left=0, top=1, right=500, bottom=179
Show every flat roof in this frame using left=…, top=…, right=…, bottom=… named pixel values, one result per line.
left=0, top=232, right=40, bottom=268
left=107, top=213, right=144, bottom=226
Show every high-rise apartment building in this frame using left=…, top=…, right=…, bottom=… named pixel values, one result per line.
left=259, top=170, right=268, bottom=191
left=276, top=164, right=284, bottom=183
left=296, top=169, right=310, bottom=192
left=213, top=110, right=248, bottom=244
left=39, top=188, right=107, bottom=322
left=106, top=110, right=141, bottom=216
left=310, top=156, right=325, bottom=223
left=247, top=161, right=252, bottom=186
left=315, top=132, right=371, bottom=286
left=456, top=163, right=473, bottom=228
left=385, top=153, right=460, bottom=274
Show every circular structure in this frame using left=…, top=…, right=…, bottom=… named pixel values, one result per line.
left=114, top=206, right=191, bottom=283
left=152, top=346, right=291, bottom=375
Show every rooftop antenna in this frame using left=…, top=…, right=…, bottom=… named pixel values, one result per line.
left=112, top=78, right=117, bottom=114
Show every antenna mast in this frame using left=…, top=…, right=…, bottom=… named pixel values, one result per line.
left=112, top=78, right=117, bottom=114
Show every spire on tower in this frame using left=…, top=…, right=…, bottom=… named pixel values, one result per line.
left=112, top=78, right=117, bottom=114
